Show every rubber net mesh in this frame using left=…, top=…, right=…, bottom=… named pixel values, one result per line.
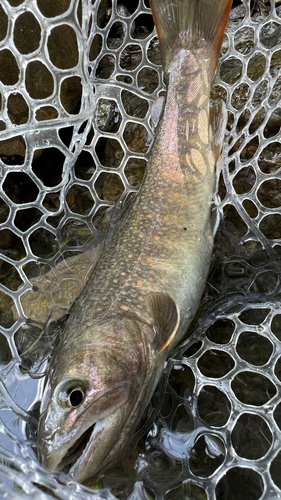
left=0, top=0, right=281, bottom=498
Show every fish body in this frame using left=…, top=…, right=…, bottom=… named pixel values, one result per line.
left=38, top=0, right=232, bottom=484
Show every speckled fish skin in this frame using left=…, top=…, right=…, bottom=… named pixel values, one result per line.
left=38, top=0, right=232, bottom=484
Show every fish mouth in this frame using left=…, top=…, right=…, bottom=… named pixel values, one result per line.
left=39, top=384, right=132, bottom=482
left=58, top=423, right=96, bottom=472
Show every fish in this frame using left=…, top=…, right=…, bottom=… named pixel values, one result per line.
left=37, top=0, right=232, bottom=484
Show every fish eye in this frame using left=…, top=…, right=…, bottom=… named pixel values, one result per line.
left=68, top=388, right=84, bottom=408
left=56, top=379, right=87, bottom=408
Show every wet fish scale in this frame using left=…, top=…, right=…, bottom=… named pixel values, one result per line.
left=46, top=48, right=214, bottom=455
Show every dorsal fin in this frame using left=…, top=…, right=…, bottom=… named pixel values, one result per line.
left=145, top=292, right=180, bottom=353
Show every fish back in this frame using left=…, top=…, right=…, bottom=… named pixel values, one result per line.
left=150, top=0, right=232, bottom=74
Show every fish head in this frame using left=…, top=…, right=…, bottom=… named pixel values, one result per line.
left=37, top=313, right=157, bottom=483
left=38, top=292, right=179, bottom=483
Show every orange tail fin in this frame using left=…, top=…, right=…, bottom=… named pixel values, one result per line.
left=150, top=0, right=232, bottom=74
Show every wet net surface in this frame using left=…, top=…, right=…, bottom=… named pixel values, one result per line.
left=0, top=0, right=281, bottom=498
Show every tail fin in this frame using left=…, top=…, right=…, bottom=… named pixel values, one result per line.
left=150, top=0, right=232, bottom=73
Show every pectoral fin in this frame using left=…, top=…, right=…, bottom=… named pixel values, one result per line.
left=209, top=100, right=227, bottom=163
left=20, top=246, right=103, bottom=323
left=145, top=292, right=180, bottom=353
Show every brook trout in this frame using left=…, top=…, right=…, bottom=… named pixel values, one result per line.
left=38, top=0, right=232, bottom=484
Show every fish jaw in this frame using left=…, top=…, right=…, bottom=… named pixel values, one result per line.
left=38, top=383, right=131, bottom=479
left=69, top=369, right=162, bottom=483
left=69, top=408, right=126, bottom=483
